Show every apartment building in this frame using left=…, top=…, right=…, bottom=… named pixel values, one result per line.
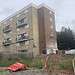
left=0, top=4, right=57, bottom=56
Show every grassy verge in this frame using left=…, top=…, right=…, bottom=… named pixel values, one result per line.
left=0, top=54, right=74, bottom=70
left=0, top=56, right=43, bottom=69
left=0, top=71, right=9, bottom=75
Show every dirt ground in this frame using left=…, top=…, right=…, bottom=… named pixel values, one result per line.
left=0, top=69, right=48, bottom=75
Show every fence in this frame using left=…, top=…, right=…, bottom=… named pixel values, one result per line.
left=72, top=58, right=75, bottom=75
left=41, top=54, right=74, bottom=75
left=59, top=72, right=73, bottom=75
left=48, top=70, right=74, bottom=75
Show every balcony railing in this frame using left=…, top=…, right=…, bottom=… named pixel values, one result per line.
left=16, top=36, right=28, bottom=43
left=16, top=23, right=28, bottom=28
left=16, top=38, right=28, bottom=43
left=3, top=40, right=11, bottom=46
left=3, top=26, right=11, bottom=33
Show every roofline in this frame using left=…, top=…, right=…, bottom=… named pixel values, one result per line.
left=0, top=3, right=54, bottom=23
left=0, top=3, right=38, bottom=23
left=39, top=3, right=55, bottom=13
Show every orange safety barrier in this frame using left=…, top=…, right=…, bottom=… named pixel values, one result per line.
left=7, top=62, right=28, bottom=72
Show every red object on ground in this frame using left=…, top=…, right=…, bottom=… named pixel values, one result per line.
left=7, top=62, right=27, bottom=72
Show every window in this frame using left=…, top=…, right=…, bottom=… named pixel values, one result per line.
left=17, top=18, right=28, bottom=27
left=7, top=38, right=11, bottom=41
left=24, top=10, right=28, bottom=14
left=17, top=33, right=29, bottom=42
left=4, top=34, right=11, bottom=39
left=18, top=18, right=27, bottom=24
left=20, top=33, right=28, bottom=39
left=18, top=18, right=24, bottom=24
left=3, top=25, right=11, bottom=33
left=3, top=38, right=12, bottom=45
left=4, top=38, right=11, bottom=41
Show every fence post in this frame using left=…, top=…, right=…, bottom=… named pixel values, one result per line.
left=72, top=58, right=75, bottom=74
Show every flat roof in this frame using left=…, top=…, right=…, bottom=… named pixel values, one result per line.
left=0, top=3, right=54, bottom=23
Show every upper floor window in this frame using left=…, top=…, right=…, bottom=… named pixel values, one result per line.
left=3, top=38, right=12, bottom=46
left=24, top=10, right=28, bottom=14
left=16, top=18, right=28, bottom=28
left=18, top=18, right=24, bottom=24
left=16, top=33, right=29, bottom=43
left=18, top=33, right=28, bottom=39
left=5, top=38, right=11, bottom=41
left=3, top=25, right=11, bottom=33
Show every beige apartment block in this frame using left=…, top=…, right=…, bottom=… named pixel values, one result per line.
left=0, top=4, right=57, bottom=56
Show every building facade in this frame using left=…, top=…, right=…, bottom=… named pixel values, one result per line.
left=0, top=4, right=57, bottom=56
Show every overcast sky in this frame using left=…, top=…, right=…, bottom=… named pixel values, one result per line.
left=0, top=0, right=75, bottom=31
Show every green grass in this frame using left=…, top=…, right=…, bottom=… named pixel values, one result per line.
left=0, top=54, right=74, bottom=70
left=48, top=54, right=74, bottom=70
left=0, top=71, right=9, bottom=75
left=59, top=62, right=73, bottom=70
left=0, top=59, right=16, bottom=67
left=0, top=56, right=43, bottom=69
left=31, top=57, right=43, bottom=69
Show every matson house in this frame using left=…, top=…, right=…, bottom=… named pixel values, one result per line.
left=0, top=4, right=57, bottom=56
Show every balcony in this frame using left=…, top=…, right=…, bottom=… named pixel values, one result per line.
left=16, top=23, right=28, bottom=28
left=16, top=33, right=29, bottom=43
left=3, top=40, right=11, bottom=46
left=3, top=25, right=11, bottom=33
left=16, top=18, right=28, bottom=28
left=16, top=38, right=28, bottom=43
